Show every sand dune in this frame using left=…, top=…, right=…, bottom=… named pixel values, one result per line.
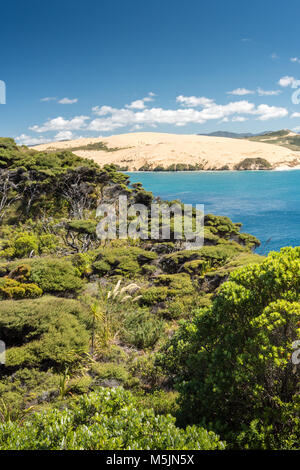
left=31, top=132, right=300, bottom=170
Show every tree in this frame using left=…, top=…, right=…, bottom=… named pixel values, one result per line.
left=158, top=247, right=300, bottom=449
left=59, top=167, right=108, bottom=219
left=0, top=170, right=22, bottom=221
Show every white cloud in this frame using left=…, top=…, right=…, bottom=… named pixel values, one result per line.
left=290, top=112, right=300, bottom=118
left=30, top=115, right=89, bottom=133
left=257, top=87, right=281, bottom=96
left=15, top=134, right=52, bottom=146
left=291, top=57, right=300, bottom=64
left=41, top=97, right=78, bottom=104
left=270, top=53, right=279, bottom=60
left=54, top=131, right=75, bottom=140
left=144, top=92, right=156, bottom=102
left=176, top=95, right=215, bottom=107
left=126, top=99, right=147, bottom=110
left=29, top=93, right=289, bottom=136
left=58, top=97, right=78, bottom=104
left=40, top=97, right=57, bottom=102
left=92, top=105, right=114, bottom=116
left=278, top=75, right=300, bottom=88
left=86, top=100, right=287, bottom=132
left=253, top=104, right=288, bottom=121
left=227, top=88, right=255, bottom=96
left=125, top=93, right=155, bottom=109
left=232, top=116, right=248, bottom=122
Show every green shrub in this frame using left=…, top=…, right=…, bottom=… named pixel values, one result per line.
left=134, top=390, right=179, bottom=416
left=71, top=253, right=93, bottom=276
left=0, top=296, right=90, bottom=370
left=159, top=247, right=300, bottom=449
left=68, top=375, right=93, bottom=394
left=134, top=190, right=153, bottom=206
left=13, top=234, right=39, bottom=258
left=0, top=388, right=225, bottom=450
left=90, top=362, right=129, bottom=383
left=141, top=286, right=168, bottom=306
left=161, top=245, right=242, bottom=274
left=0, top=277, right=42, bottom=300
left=0, top=232, right=59, bottom=260
left=121, top=310, right=165, bottom=349
left=92, top=247, right=158, bottom=277
left=234, top=157, right=272, bottom=170
left=154, top=273, right=194, bottom=296
left=0, top=369, right=60, bottom=413
left=66, top=220, right=97, bottom=235
left=142, top=264, right=157, bottom=275
left=38, top=234, right=58, bottom=254
left=183, top=259, right=211, bottom=275
left=92, top=259, right=111, bottom=275
left=162, top=294, right=208, bottom=319
left=129, top=353, right=166, bottom=388
left=15, top=257, right=85, bottom=293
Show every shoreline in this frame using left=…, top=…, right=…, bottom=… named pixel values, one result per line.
left=126, top=167, right=300, bottom=173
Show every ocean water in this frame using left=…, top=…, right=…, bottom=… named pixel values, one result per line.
left=126, top=171, right=300, bottom=254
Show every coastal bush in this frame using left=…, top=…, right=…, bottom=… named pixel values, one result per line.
left=134, top=189, right=153, bottom=206
left=22, top=257, right=84, bottom=293
left=158, top=247, right=300, bottom=449
left=0, top=388, right=225, bottom=450
left=234, top=157, right=272, bottom=170
left=141, top=286, right=168, bottom=305
left=161, top=245, right=241, bottom=274
left=129, top=353, right=165, bottom=388
left=67, top=375, right=93, bottom=394
left=0, top=296, right=89, bottom=370
left=0, top=369, right=60, bottom=415
left=66, top=219, right=97, bottom=235
left=134, top=390, right=179, bottom=416
left=13, top=234, right=39, bottom=258
left=121, top=309, right=165, bottom=349
left=2, top=256, right=84, bottom=293
left=182, top=259, right=211, bottom=275
left=90, top=362, right=129, bottom=383
left=93, top=246, right=157, bottom=277
left=0, top=232, right=59, bottom=260
left=141, top=264, right=157, bottom=275
left=162, top=293, right=209, bottom=319
left=153, top=273, right=194, bottom=296
left=0, top=277, right=42, bottom=300
left=71, top=252, right=93, bottom=276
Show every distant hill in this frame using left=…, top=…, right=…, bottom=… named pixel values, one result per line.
left=199, top=129, right=300, bottom=152
left=199, top=131, right=256, bottom=139
left=247, top=129, right=300, bottom=151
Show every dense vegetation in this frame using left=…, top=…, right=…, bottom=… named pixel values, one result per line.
left=0, top=137, right=298, bottom=450
left=234, top=157, right=272, bottom=170
left=0, top=388, right=224, bottom=450
left=159, top=247, right=300, bottom=449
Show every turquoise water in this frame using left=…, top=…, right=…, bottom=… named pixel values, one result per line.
left=127, top=171, right=300, bottom=254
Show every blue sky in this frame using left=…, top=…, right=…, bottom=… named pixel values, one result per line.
left=1, top=0, right=300, bottom=144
